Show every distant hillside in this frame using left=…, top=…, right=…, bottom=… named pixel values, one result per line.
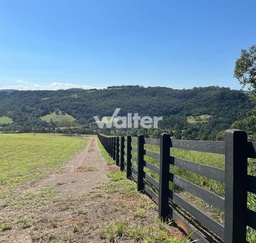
left=0, top=86, right=252, bottom=137
left=41, top=110, right=77, bottom=127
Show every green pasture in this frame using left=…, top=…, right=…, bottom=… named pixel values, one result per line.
left=136, top=143, right=225, bottom=195
left=187, top=114, right=212, bottom=124
left=98, top=139, right=192, bottom=243
left=131, top=142, right=256, bottom=241
left=0, top=134, right=86, bottom=197
left=41, top=111, right=76, bottom=127
left=0, top=116, right=13, bottom=125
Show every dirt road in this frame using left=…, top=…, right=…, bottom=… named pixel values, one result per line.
left=35, top=136, right=109, bottom=197
left=0, top=136, right=184, bottom=242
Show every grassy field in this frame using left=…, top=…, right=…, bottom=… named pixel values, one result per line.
left=0, top=136, right=188, bottom=242
left=131, top=142, right=256, bottom=242
left=41, top=111, right=77, bottom=127
left=0, top=133, right=86, bottom=198
left=0, top=116, right=13, bottom=125
left=97, top=139, right=191, bottom=243
left=187, top=114, right=212, bottom=124
left=143, top=144, right=225, bottom=195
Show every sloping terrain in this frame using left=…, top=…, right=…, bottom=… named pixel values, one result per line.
left=0, top=86, right=251, bottom=127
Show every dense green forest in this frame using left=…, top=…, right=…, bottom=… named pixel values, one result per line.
left=0, top=86, right=252, bottom=140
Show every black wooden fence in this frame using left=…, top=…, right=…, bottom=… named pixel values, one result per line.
left=98, top=129, right=256, bottom=243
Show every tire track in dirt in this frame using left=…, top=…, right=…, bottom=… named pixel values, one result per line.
left=34, top=136, right=109, bottom=197
left=0, top=136, right=185, bottom=242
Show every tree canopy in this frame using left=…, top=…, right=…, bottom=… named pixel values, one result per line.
left=233, top=45, right=256, bottom=139
left=234, top=45, right=256, bottom=93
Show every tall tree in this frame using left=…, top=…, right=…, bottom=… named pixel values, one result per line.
left=233, top=45, right=256, bottom=139
left=234, top=45, right=256, bottom=94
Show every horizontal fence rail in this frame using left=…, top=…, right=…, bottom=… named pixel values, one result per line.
left=98, top=129, right=256, bottom=243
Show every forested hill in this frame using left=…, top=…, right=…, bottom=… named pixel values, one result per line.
left=0, top=86, right=252, bottom=137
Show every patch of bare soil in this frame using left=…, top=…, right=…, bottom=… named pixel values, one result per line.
left=32, top=136, right=109, bottom=197
left=0, top=136, right=184, bottom=242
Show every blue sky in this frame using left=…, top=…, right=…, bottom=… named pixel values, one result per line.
left=0, top=0, right=255, bottom=90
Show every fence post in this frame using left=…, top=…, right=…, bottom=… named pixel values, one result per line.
left=126, top=136, right=132, bottom=178
left=137, top=135, right=145, bottom=191
left=159, top=134, right=171, bottom=220
left=116, top=137, right=120, bottom=166
left=120, top=136, right=125, bottom=171
left=224, top=129, right=248, bottom=243
left=113, top=137, right=116, bottom=160
left=110, top=137, right=113, bottom=158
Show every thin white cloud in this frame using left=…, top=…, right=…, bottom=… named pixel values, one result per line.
left=33, top=84, right=46, bottom=89
left=49, top=82, right=82, bottom=89
left=0, top=81, right=103, bottom=90
left=15, top=80, right=26, bottom=84
left=40, top=82, right=102, bottom=90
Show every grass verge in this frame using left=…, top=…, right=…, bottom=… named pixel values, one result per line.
left=0, top=133, right=87, bottom=198
left=98, top=137, right=190, bottom=243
